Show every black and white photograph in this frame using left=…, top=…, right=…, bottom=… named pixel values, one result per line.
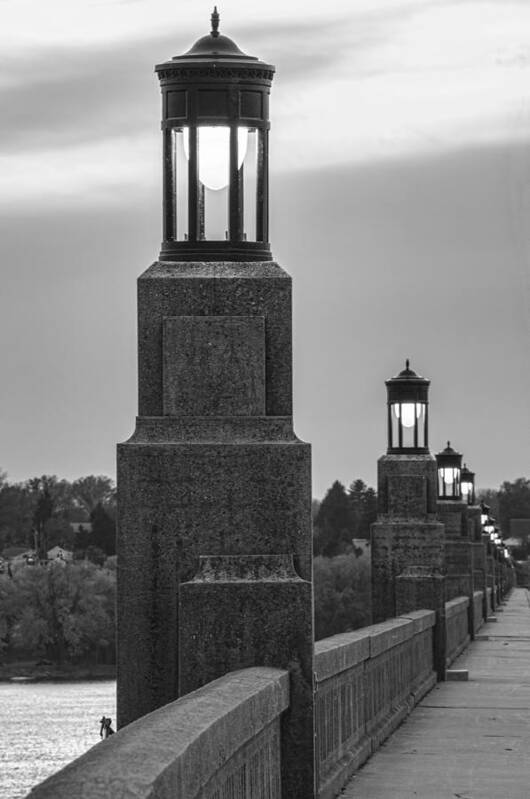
left=1, top=1, right=529, bottom=797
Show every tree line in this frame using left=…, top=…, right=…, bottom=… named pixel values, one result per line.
left=1, top=468, right=527, bottom=661
left=312, top=475, right=530, bottom=640
left=313, top=479, right=377, bottom=639
left=0, top=558, right=115, bottom=667
left=0, top=472, right=116, bottom=564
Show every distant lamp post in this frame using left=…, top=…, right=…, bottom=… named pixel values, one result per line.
left=484, top=516, right=495, bottom=536
left=480, top=501, right=490, bottom=526
left=155, top=7, right=274, bottom=261
left=386, top=360, right=430, bottom=453
left=436, top=441, right=462, bottom=500
left=460, top=463, right=475, bottom=505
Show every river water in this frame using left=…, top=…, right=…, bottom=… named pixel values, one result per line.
left=0, top=680, right=116, bottom=799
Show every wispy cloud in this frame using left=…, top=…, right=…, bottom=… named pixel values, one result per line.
left=2, top=0, right=530, bottom=207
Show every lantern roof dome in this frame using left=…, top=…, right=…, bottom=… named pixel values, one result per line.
left=393, top=359, right=426, bottom=381
left=438, top=441, right=461, bottom=457
left=173, top=8, right=258, bottom=62
left=385, top=359, right=430, bottom=390
left=435, top=441, right=463, bottom=470
left=461, top=462, right=475, bottom=480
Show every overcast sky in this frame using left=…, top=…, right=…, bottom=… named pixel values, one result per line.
left=1, top=0, right=529, bottom=497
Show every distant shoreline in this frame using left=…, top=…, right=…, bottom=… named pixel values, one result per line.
left=0, top=663, right=116, bottom=683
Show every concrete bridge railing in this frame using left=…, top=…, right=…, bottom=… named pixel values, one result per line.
left=473, top=589, right=485, bottom=636
left=27, top=585, right=511, bottom=799
left=27, top=667, right=289, bottom=799
left=445, top=596, right=470, bottom=667
left=314, top=609, right=436, bottom=799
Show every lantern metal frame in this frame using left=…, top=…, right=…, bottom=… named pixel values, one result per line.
left=436, top=441, right=462, bottom=500
left=155, top=8, right=275, bottom=262
left=385, top=360, right=430, bottom=454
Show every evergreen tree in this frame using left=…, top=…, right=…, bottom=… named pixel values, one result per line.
left=314, top=481, right=355, bottom=557
left=90, top=503, right=116, bottom=556
left=347, top=479, right=377, bottom=539
left=498, top=478, right=530, bottom=534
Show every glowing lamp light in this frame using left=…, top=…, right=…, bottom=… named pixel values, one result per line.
left=460, top=463, right=475, bottom=505
left=385, top=360, right=430, bottom=452
left=436, top=441, right=462, bottom=500
left=184, top=127, right=248, bottom=191
left=484, top=517, right=495, bottom=535
left=441, top=468, right=454, bottom=485
left=156, top=7, right=274, bottom=261
left=394, top=403, right=421, bottom=429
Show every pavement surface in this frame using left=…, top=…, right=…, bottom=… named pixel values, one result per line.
left=340, top=588, right=530, bottom=799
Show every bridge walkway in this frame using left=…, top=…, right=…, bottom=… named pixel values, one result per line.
left=340, top=587, right=530, bottom=799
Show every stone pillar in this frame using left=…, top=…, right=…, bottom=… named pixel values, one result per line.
left=371, top=454, right=446, bottom=678
left=470, top=512, right=488, bottom=624
left=117, top=260, right=315, bottom=798
left=438, top=499, right=474, bottom=636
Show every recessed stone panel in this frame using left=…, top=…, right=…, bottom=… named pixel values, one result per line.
left=163, top=315, right=266, bottom=416
left=387, top=475, right=426, bottom=518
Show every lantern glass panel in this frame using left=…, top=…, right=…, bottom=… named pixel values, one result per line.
left=174, top=128, right=188, bottom=241
left=195, top=127, right=228, bottom=241
left=202, top=180, right=229, bottom=241
left=438, top=467, right=460, bottom=498
left=195, top=126, right=248, bottom=191
left=242, top=128, right=258, bottom=242
left=461, top=480, right=474, bottom=503
left=390, top=401, right=426, bottom=448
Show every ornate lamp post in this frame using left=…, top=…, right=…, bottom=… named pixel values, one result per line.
left=117, top=12, right=314, bottom=797
left=436, top=442, right=462, bottom=500
left=460, top=464, right=475, bottom=505
left=155, top=7, right=273, bottom=261
left=372, top=361, right=446, bottom=675
left=385, top=360, right=429, bottom=453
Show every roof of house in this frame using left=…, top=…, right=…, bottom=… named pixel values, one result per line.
left=47, top=546, right=73, bottom=558
left=2, top=546, right=31, bottom=559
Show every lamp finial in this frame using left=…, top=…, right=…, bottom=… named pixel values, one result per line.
left=211, top=6, right=220, bottom=37
left=405, top=358, right=410, bottom=370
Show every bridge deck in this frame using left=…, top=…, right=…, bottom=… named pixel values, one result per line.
left=341, top=588, right=530, bottom=799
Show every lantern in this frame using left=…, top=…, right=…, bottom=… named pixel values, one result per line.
left=155, top=8, right=274, bottom=261
left=436, top=441, right=462, bottom=500
left=385, top=360, right=430, bottom=453
left=480, top=501, right=490, bottom=526
left=460, top=463, right=475, bottom=505
left=484, top=516, right=495, bottom=535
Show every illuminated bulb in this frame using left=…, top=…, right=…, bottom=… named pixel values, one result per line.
left=461, top=482, right=470, bottom=495
left=184, top=127, right=248, bottom=191
left=442, top=468, right=454, bottom=485
left=394, top=403, right=421, bottom=428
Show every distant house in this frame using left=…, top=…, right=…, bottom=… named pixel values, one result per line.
left=47, top=546, right=73, bottom=563
left=353, top=539, right=371, bottom=557
left=2, top=546, right=29, bottom=560
left=1, top=547, right=37, bottom=566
